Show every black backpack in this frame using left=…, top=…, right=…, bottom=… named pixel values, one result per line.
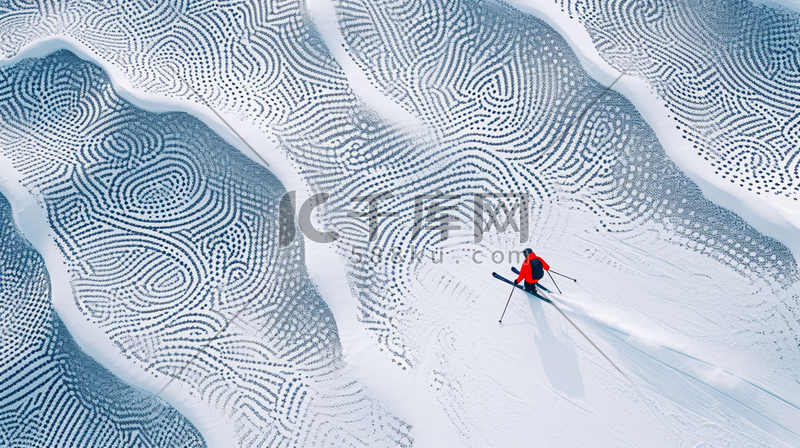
left=529, top=258, right=544, bottom=280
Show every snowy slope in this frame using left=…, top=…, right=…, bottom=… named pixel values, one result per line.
left=0, top=0, right=799, bottom=446
left=546, top=0, right=800, bottom=251
left=0, top=190, right=206, bottom=447
left=0, top=51, right=409, bottom=447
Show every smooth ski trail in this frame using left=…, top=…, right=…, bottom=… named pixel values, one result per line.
left=491, top=274, right=800, bottom=447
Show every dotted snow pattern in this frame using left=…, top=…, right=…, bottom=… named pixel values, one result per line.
left=558, top=0, right=800, bottom=201
left=0, top=52, right=411, bottom=448
left=0, top=192, right=206, bottom=448
left=1, top=0, right=799, bottom=444
left=330, top=0, right=798, bottom=284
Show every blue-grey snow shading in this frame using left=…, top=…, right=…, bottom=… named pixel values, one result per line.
left=329, top=0, right=798, bottom=283
left=0, top=0, right=438, bottom=369
left=557, top=0, right=800, bottom=201
left=0, top=51, right=410, bottom=448
left=0, top=192, right=207, bottom=448
left=0, top=0, right=795, bottom=374
left=2, top=0, right=800, bottom=444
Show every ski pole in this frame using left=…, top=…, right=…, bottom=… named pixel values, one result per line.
left=550, top=270, right=576, bottom=282
left=547, top=271, right=562, bottom=294
left=499, top=282, right=516, bottom=323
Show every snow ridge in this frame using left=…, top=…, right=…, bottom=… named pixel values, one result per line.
left=0, top=191, right=207, bottom=447
left=0, top=51, right=410, bottom=448
left=556, top=0, right=800, bottom=230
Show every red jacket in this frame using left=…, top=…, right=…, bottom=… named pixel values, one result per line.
left=515, top=252, right=549, bottom=284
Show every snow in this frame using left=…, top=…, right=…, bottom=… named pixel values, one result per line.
left=0, top=151, right=232, bottom=448
left=505, top=0, right=800, bottom=261
left=1, top=2, right=800, bottom=447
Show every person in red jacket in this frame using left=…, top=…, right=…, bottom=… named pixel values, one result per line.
left=514, top=248, right=550, bottom=295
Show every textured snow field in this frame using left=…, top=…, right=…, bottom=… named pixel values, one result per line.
left=1, top=0, right=799, bottom=447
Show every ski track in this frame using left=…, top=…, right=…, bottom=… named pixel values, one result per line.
left=559, top=288, right=800, bottom=447
left=0, top=0, right=799, bottom=446
left=498, top=281, right=800, bottom=447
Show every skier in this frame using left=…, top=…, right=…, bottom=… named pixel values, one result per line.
left=514, top=248, right=549, bottom=295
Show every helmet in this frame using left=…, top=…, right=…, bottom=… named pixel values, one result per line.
left=523, top=248, right=533, bottom=257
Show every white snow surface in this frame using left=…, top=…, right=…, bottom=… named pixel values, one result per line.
left=0, top=2, right=799, bottom=448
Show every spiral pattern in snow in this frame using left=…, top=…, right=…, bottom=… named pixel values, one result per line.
left=0, top=51, right=411, bottom=448
left=0, top=191, right=207, bottom=448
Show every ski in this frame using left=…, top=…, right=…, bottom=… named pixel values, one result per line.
left=510, top=267, right=552, bottom=293
left=492, top=272, right=551, bottom=303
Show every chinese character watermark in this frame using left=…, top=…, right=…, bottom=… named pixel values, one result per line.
left=279, top=190, right=530, bottom=246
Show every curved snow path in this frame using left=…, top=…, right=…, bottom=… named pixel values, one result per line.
left=0, top=50, right=410, bottom=448
left=0, top=188, right=207, bottom=447
left=1, top=0, right=799, bottom=446
left=543, top=287, right=800, bottom=447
